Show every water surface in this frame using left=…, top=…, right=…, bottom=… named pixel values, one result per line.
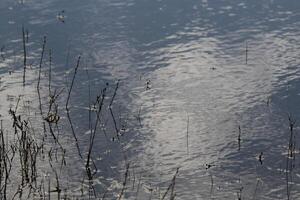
left=0, top=0, right=300, bottom=199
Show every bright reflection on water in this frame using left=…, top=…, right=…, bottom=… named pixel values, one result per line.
left=0, top=0, right=300, bottom=199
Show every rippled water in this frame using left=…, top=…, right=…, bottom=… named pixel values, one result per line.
left=1, top=0, right=300, bottom=199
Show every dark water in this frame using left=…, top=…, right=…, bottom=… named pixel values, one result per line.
left=0, top=0, right=300, bottom=199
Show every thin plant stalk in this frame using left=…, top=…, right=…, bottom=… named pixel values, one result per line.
left=22, top=26, right=27, bottom=86
left=37, top=36, right=47, bottom=115
left=65, top=56, right=82, bottom=158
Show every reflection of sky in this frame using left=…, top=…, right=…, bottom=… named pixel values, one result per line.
left=127, top=1, right=300, bottom=199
